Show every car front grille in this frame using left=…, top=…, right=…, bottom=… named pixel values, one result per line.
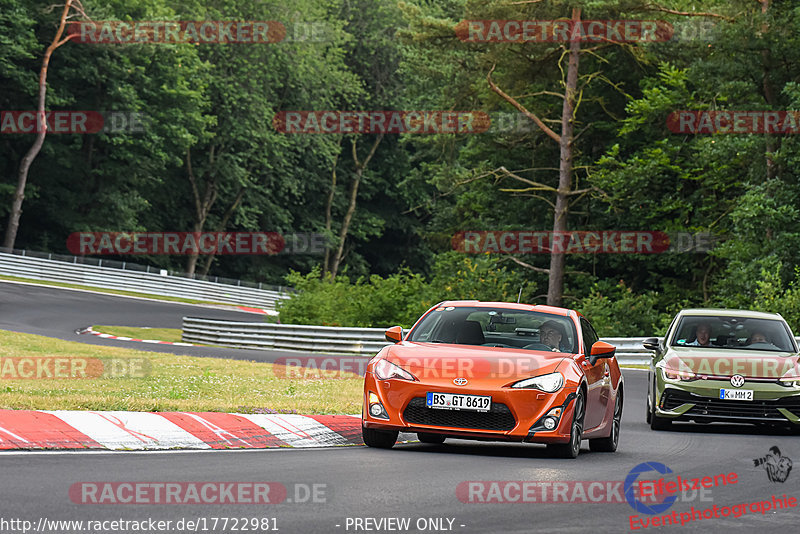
left=662, top=389, right=800, bottom=420
left=403, top=397, right=516, bottom=431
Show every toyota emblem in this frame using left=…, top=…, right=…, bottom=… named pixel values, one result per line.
left=730, top=374, right=745, bottom=388
left=453, top=377, right=468, bottom=386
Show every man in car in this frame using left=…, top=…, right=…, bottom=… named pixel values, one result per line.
left=688, top=322, right=712, bottom=346
left=539, top=321, right=566, bottom=352
left=747, top=331, right=768, bottom=345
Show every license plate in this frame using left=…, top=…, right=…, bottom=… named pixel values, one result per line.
left=426, top=392, right=491, bottom=412
left=720, top=389, right=753, bottom=401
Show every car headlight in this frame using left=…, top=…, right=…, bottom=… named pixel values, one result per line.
left=662, top=368, right=699, bottom=382
left=510, top=372, right=564, bottom=392
left=778, top=376, right=800, bottom=388
left=373, top=359, right=417, bottom=381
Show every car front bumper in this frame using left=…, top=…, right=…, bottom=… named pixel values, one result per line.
left=362, top=372, right=580, bottom=444
left=654, top=375, right=800, bottom=426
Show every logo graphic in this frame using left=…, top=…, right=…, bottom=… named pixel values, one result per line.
left=453, top=378, right=468, bottom=386
left=753, top=446, right=793, bottom=483
left=730, top=375, right=745, bottom=387
left=624, top=462, right=677, bottom=515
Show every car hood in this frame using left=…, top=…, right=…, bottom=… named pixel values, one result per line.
left=664, top=347, right=800, bottom=379
left=380, top=342, right=568, bottom=386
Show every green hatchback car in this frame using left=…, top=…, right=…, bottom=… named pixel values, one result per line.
left=644, top=309, right=800, bottom=431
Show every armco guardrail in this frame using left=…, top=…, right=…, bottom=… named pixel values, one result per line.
left=0, top=251, right=289, bottom=309
left=182, top=317, right=389, bottom=355
left=182, top=318, right=658, bottom=364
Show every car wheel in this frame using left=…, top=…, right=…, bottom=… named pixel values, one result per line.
left=417, top=432, right=446, bottom=444
left=590, top=390, right=622, bottom=453
left=645, top=377, right=652, bottom=424
left=649, top=386, right=671, bottom=431
left=548, top=390, right=585, bottom=459
left=362, top=426, right=398, bottom=449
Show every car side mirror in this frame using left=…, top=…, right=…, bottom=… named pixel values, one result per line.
left=589, top=341, right=616, bottom=365
left=643, top=337, right=660, bottom=351
left=385, top=326, right=403, bottom=343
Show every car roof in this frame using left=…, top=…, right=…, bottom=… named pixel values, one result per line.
left=437, top=300, right=572, bottom=317
left=677, top=308, right=784, bottom=320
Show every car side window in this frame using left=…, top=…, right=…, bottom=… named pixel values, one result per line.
left=580, top=318, right=599, bottom=354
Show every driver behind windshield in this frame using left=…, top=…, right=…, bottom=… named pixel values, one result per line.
left=539, top=321, right=567, bottom=352
left=687, top=322, right=712, bottom=347
left=747, top=331, right=769, bottom=345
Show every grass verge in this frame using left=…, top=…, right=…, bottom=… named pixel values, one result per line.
left=0, top=330, right=362, bottom=413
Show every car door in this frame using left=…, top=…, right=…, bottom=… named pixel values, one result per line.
left=580, top=317, right=609, bottom=429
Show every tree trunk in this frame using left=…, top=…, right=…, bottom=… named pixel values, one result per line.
left=4, top=0, right=75, bottom=249
left=322, top=139, right=342, bottom=276
left=185, top=148, right=217, bottom=275
left=186, top=222, right=203, bottom=276
left=760, top=0, right=778, bottom=180
left=329, top=134, right=383, bottom=279
left=546, top=7, right=581, bottom=307
left=198, top=187, right=245, bottom=277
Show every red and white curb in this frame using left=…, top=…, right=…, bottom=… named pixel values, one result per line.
left=78, top=326, right=196, bottom=347
left=0, top=410, right=364, bottom=450
left=235, top=306, right=279, bottom=316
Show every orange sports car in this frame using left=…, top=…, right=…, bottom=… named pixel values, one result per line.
left=362, top=300, right=623, bottom=458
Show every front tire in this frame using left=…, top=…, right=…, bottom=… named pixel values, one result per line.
left=590, top=390, right=622, bottom=452
left=362, top=426, right=398, bottom=448
left=548, top=390, right=585, bottom=459
left=649, top=386, right=671, bottom=431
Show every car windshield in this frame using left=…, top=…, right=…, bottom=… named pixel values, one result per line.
left=407, top=306, right=578, bottom=353
left=671, top=315, right=796, bottom=352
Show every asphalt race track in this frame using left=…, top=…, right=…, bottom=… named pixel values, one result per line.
left=4, top=380, right=798, bottom=534
left=0, top=280, right=296, bottom=363
left=1, top=281, right=798, bottom=533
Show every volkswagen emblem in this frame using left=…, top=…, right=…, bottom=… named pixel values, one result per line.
left=730, top=374, right=745, bottom=388
left=453, top=377, right=468, bottom=386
